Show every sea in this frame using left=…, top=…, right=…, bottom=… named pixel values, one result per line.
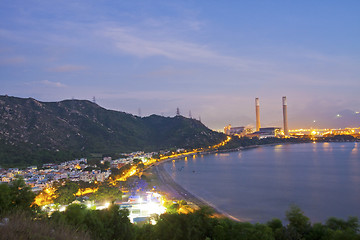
left=163, top=142, right=360, bottom=223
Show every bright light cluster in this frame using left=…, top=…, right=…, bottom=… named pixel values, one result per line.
left=127, top=192, right=166, bottom=224
left=290, top=127, right=360, bottom=137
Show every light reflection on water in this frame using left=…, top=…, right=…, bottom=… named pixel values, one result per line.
left=274, top=144, right=283, bottom=151
left=352, top=143, right=358, bottom=154
left=164, top=142, right=360, bottom=223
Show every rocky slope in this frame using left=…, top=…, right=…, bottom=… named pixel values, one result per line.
left=0, top=95, right=225, bottom=167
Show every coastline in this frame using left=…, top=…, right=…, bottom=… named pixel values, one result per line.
left=151, top=162, right=243, bottom=221
left=146, top=142, right=305, bottom=221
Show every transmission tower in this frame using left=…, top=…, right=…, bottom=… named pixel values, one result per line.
left=176, top=107, right=180, bottom=116
left=92, top=96, right=96, bottom=103
left=189, top=110, right=192, bottom=119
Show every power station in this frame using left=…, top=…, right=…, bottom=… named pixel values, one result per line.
left=253, top=96, right=289, bottom=137
left=225, top=96, right=290, bottom=138
left=282, top=96, right=289, bottom=136
left=255, top=98, right=261, bottom=132
left=254, top=96, right=289, bottom=136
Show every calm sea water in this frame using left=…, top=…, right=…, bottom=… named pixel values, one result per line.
left=163, top=142, right=360, bottom=223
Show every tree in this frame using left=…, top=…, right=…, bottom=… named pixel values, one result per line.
left=54, top=181, right=79, bottom=205
left=307, top=223, right=332, bottom=240
left=251, top=223, right=275, bottom=240
left=105, top=205, right=133, bottom=240
left=78, top=180, right=96, bottom=190
left=87, top=205, right=133, bottom=240
left=267, top=218, right=286, bottom=240
left=326, top=216, right=359, bottom=233
left=9, top=177, right=36, bottom=212
left=267, top=218, right=283, bottom=231
left=213, top=224, right=226, bottom=240
left=89, top=184, right=122, bottom=203
left=0, top=183, right=11, bottom=214
left=0, top=178, right=36, bottom=214
left=63, top=204, right=88, bottom=229
left=285, top=205, right=311, bottom=238
left=83, top=210, right=106, bottom=239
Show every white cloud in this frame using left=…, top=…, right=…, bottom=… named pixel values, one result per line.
left=47, top=65, right=87, bottom=72
left=101, top=27, right=261, bottom=70
left=184, top=20, right=204, bottom=31
left=40, top=80, right=66, bottom=88
left=0, top=56, right=25, bottom=65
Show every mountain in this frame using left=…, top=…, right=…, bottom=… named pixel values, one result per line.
left=0, top=95, right=225, bottom=167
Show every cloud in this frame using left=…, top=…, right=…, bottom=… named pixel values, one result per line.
left=40, top=80, right=67, bottom=88
left=47, top=65, right=87, bottom=72
left=135, top=66, right=196, bottom=79
left=101, top=27, right=261, bottom=70
left=0, top=57, right=25, bottom=65
left=184, top=20, right=204, bottom=31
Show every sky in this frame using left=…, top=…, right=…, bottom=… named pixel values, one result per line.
left=1, top=1, right=360, bottom=130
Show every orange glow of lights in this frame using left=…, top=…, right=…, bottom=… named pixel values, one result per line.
left=33, top=187, right=56, bottom=206
left=76, top=187, right=98, bottom=196
left=113, top=136, right=232, bottom=182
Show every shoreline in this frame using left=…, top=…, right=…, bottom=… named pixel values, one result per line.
left=151, top=162, right=243, bottom=221
left=147, top=144, right=271, bottom=221
left=147, top=142, right=310, bottom=221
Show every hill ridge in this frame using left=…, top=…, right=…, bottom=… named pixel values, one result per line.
left=0, top=95, right=225, bottom=167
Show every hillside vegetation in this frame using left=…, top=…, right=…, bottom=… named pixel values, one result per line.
left=0, top=95, right=225, bottom=167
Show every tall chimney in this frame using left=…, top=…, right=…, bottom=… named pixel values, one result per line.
left=282, top=96, right=289, bottom=136
left=255, top=98, right=261, bottom=131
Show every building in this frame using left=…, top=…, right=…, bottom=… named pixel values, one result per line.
left=224, top=125, right=246, bottom=135
left=250, top=127, right=282, bottom=139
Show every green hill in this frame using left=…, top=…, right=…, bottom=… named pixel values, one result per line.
left=0, top=95, right=225, bottom=167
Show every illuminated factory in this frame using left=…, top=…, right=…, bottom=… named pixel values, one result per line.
left=255, top=97, right=261, bottom=131
left=225, top=97, right=287, bottom=138
left=282, top=96, right=289, bottom=136
left=224, top=96, right=360, bottom=139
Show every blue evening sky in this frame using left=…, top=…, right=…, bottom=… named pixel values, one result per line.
left=1, top=1, right=359, bottom=130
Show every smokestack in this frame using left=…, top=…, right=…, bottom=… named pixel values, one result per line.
left=255, top=98, right=261, bottom=131
left=282, top=96, right=289, bottom=136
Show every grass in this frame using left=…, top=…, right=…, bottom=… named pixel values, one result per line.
left=0, top=211, right=90, bottom=240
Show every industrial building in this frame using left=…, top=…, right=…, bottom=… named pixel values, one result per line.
left=224, top=125, right=246, bottom=135
left=251, top=127, right=282, bottom=139
left=224, top=97, right=289, bottom=139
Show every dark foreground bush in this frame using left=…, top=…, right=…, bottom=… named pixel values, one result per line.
left=0, top=211, right=90, bottom=240
left=1, top=202, right=360, bottom=240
